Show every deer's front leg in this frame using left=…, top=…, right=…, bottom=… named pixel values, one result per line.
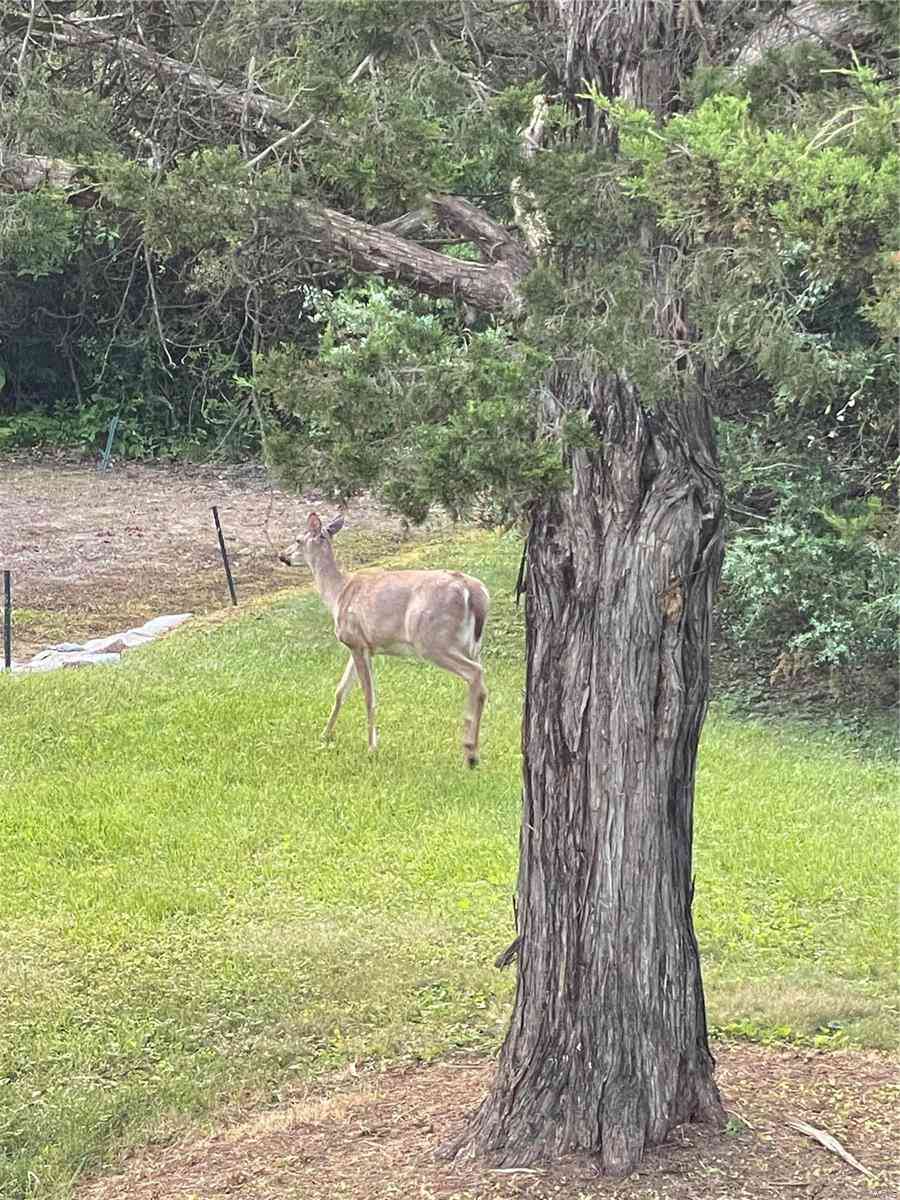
left=351, top=648, right=378, bottom=752
left=323, top=654, right=357, bottom=742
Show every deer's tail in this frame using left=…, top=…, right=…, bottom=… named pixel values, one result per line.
left=469, top=581, right=489, bottom=656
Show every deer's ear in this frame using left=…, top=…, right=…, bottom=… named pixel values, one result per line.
left=307, top=512, right=322, bottom=535
left=325, top=515, right=345, bottom=537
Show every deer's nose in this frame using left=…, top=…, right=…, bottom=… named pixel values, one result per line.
left=279, top=553, right=292, bottom=566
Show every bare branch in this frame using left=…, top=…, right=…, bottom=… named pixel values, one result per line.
left=377, top=208, right=435, bottom=239
left=348, top=53, right=376, bottom=84
left=512, top=94, right=552, bottom=255
left=0, top=146, right=89, bottom=195
left=245, top=119, right=315, bottom=172
left=15, top=0, right=38, bottom=84
left=0, top=9, right=301, bottom=132
left=429, top=194, right=532, bottom=274
left=786, top=1119, right=874, bottom=1179
left=309, top=199, right=528, bottom=310
left=142, top=240, right=176, bottom=369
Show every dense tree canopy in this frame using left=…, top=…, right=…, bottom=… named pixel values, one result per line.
left=2, top=3, right=896, bottom=496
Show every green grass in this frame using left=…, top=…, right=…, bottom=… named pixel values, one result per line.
left=1, top=531, right=896, bottom=1199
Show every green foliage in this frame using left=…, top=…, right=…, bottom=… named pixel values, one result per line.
left=1, top=72, right=116, bottom=158
left=0, top=303, right=255, bottom=460
left=2, top=0, right=543, bottom=460
left=0, top=192, right=78, bottom=277
left=863, top=249, right=900, bottom=337
left=0, top=388, right=210, bottom=459
left=509, top=145, right=681, bottom=399
left=584, top=66, right=898, bottom=512
left=590, top=84, right=899, bottom=270
left=258, top=283, right=558, bottom=523
left=1, top=153, right=273, bottom=459
left=97, top=148, right=283, bottom=255
left=305, top=82, right=460, bottom=215
left=271, top=4, right=537, bottom=217
left=720, top=486, right=899, bottom=672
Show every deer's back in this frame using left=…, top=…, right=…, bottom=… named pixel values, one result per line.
left=335, top=569, right=488, bottom=657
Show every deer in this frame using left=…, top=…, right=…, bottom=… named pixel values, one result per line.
left=279, top=513, right=489, bottom=766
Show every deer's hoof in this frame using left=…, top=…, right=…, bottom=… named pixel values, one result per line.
left=466, top=751, right=479, bottom=769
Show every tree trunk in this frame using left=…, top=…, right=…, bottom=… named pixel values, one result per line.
left=450, top=363, right=726, bottom=1174
left=446, top=3, right=729, bottom=1172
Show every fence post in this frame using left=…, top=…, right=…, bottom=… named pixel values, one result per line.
left=3, top=571, right=10, bottom=670
left=212, top=507, right=238, bottom=606
left=98, top=415, right=120, bottom=470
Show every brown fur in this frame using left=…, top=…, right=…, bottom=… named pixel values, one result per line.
left=280, top=514, right=490, bottom=765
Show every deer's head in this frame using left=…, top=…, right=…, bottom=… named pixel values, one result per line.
left=279, top=511, right=344, bottom=567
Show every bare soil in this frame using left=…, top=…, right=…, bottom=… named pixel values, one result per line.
left=0, top=455, right=425, bottom=660
left=77, top=1045, right=897, bottom=1200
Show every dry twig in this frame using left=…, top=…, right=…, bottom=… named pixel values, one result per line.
left=787, top=1118, right=874, bottom=1178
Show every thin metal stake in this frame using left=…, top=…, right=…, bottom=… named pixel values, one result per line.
left=212, top=506, right=238, bottom=606
left=3, top=571, right=11, bottom=670
left=99, top=415, right=120, bottom=471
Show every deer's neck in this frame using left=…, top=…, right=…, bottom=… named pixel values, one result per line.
left=311, top=551, right=347, bottom=616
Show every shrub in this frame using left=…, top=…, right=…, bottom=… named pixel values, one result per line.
left=720, top=500, right=899, bottom=680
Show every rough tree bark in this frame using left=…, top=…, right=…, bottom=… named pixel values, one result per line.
left=733, top=1, right=874, bottom=67
left=451, top=365, right=726, bottom=1174
left=0, top=146, right=88, bottom=195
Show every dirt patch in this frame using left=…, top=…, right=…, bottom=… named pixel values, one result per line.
left=0, top=455, right=431, bottom=659
left=78, top=1046, right=897, bottom=1200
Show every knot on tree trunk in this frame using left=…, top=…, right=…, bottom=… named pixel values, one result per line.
left=661, top=576, right=684, bottom=623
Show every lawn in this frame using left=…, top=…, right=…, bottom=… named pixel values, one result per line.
left=1, top=531, right=896, bottom=1199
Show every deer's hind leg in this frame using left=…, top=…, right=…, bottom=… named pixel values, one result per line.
left=428, top=647, right=487, bottom=768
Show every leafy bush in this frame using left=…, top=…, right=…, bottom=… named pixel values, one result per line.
left=720, top=498, right=898, bottom=677
left=0, top=192, right=78, bottom=277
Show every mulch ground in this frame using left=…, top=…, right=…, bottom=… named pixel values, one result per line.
left=78, top=1045, right=898, bottom=1200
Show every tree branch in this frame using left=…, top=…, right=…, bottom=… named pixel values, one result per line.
left=245, top=119, right=316, bottom=171
left=0, top=145, right=92, bottom=195
left=306, top=199, right=529, bottom=310
left=377, top=208, right=435, bottom=239
left=429, top=194, right=532, bottom=275
left=0, top=9, right=300, bottom=132
left=0, top=146, right=531, bottom=313
left=15, top=0, right=38, bottom=85
left=512, top=94, right=552, bottom=256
